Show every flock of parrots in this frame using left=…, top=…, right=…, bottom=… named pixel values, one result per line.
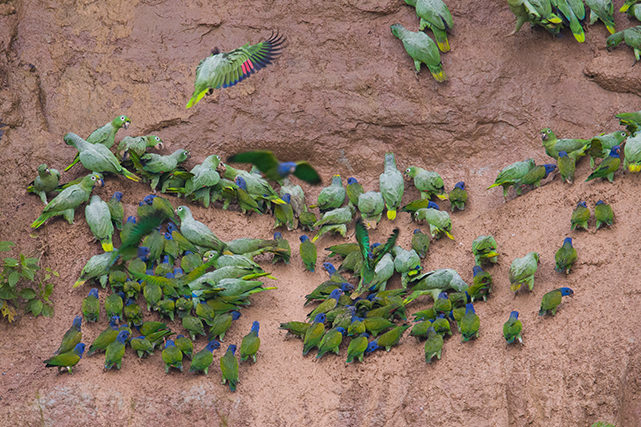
left=23, top=10, right=641, bottom=391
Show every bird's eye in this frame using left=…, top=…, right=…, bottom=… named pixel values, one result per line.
left=120, top=116, right=125, bottom=121
left=405, top=168, right=410, bottom=173
left=91, top=176, right=96, bottom=181
left=155, top=137, right=160, bottom=141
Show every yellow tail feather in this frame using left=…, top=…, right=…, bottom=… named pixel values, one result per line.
left=431, top=70, right=447, bottom=83
left=573, top=31, right=585, bottom=43
left=186, top=90, right=208, bottom=109
left=387, top=209, right=396, bottom=221
left=102, top=242, right=114, bottom=252
left=437, top=39, right=450, bottom=53
left=31, top=216, right=46, bottom=229
left=123, top=170, right=140, bottom=182
left=444, top=230, right=454, bottom=240
left=73, top=279, right=86, bottom=288
left=271, top=198, right=286, bottom=205
left=436, top=194, right=449, bottom=201
left=510, top=283, right=521, bottom=293
left=606, top=25, right=615, bottom=35
left=620, top=4, right=630, bottom=12
left=629, top=164, right=641, bottom=173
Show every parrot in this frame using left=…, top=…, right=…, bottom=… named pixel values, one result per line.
left=274, top=193, right=296, bottom=230
left=307, top=289, right=342, bottom=320
left=220, top=164, right=284, bottom=209
left=585, top=0, right=615, bottom=34
left=404, top=268, right=469, bottom=304
left=106, top=191, right=124, bottom=230
left=616, top=108, right=641, bottom=133
left=557, top=151, right=576, bottom=184
left=316, top=175, right=345, bottom=212
left=124, top=299, right=143, bottom=327
left=134, top=149, right=189, bottom=191
left=104, top=330, right=129, bottom=370
left=411, top=229, right=431, bottom=258
left=142, top=280, right=162, bottom=311
left=73, top=252, right=112, bottom=288
left=156, top=299, right=176, bottom=321
left=460, top=302, right=480, bottom=342
left=503, top=311, right=523, bottom=344
left=346, top=332, right=370, bottom=363
left=624, top=2, right=641, bottom=19
left=624, top=132, right=641, bottom=172
left=225, top=237, right=278, bottom=255
left=138, top=321, right=169, bottom=337
left=390, top=24, right=446, bottom=82
left=298, top=211, right=317, bottom=231
left=299, top=235, right=317, bottom=272
left=54, top=315, right=83, bottom=355
left=161, top=340, right=183, bottom=373
left=279, top=178, right=306, bottom=217
left=555, top=237, right=577, bottom=274
left=594, top=200, right=614, bottom=229
left=64, top=115, right=131, bottom=171
left=447, top=181, right=467, bottom=211
left=378, top=153, right=405, bottom=221
left=227, top=150, right=321, bottom=185
left=186, top=32, right=285, bottom=108
left=63, top=133, right=139, bottom=181
left=84, top=195, right=114, bottom=252
left=189, top=340, right=221, bottom=374
left=433, top=292, right=452, bottom=315
left=86, top=316, right=120, bottom=356
left=27, top=164, right=60, bottom=204
left=410, top=319, right=432, bottom=340
left=507, top=0, right=563, bottom=35
left=220, top=344, right=240, bottom=391
left=539, top=287, right=574, bottom=315
left=424, top=327, right=443, bottom=363
left=183, top=154, right=221, bottom=194
left=31, top=173, right=102, bottom=229
left=312, top=206, right=354, bottom=241
left=208, top=311, right=242, bottom=341
left=81, top=288, right=100, bottom=322
left=552, top=0, right=586, bottom=43
left=392, top=246, right=422, bottom=288
left=540, top=128, right=590, bottom=160
left=272, top=232, right=291, bottom=264
left=316, top=326, right=346, bottom=359
left=588, top=130, right=627, bottom=168
left=585, top=146, right=620, bottom=182
left=305, top=282, right=352, bottom=305
left=130, top=336, right=154, bottom=358
left=117, top=135, right=163, bottom=159
left=472, top=235, right=499, bottom=265
left=431, top=314, right=452, bottom=337
left=469, top=266, right=492, bottom=302
left=413, top=202, right=453, bottom=240
left=368, top=253, right=396, bottom=292
left=404, top=0, right=454, bottom=52
left=279, top=321, right=311, bottom=339
left=514, top=164, right=556, bottom=193
left=303, top=313, right=327, bottom=355
left=175, top=205, right=226, bottom=252
left=362, top=317, right=396, bottom=337
left=347, top=316, right=366, bottom=337
left=413, top=307, right=437, bottom=322
left=239, top=321, right=261, bottom=363
left=509, top=252, right=539, bottom=293
left=606, top=26, right=641, bottom=63
left=183, top=315, right=206, bottom=340
left=621, top=0, right=641, bottom=12
left=571, top=201, right=590, bottom=231
left=44, top=342, right=85, bottom=374
left=487, top=158, right=536, bottom=199
left=375, top=324, right=410, bottom=351
left=357, top=191, right=385, bottom=229
left=346, top=177, right=364, bottom=207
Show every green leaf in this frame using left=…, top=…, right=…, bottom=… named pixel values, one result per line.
left=0, top=285, right=18, bottom=300
left=0, top=241, right=15, bottom=252
left=44, top=273, right=51, bottom=281
left=4, top=257, right=18, bottom=268
left=21, top=268, right=35, bottom=281
left=44, top=283, right=54, bottom=299
left=41, top=303, right=53, bottom=317
left=19, top=288, right=37, bottom=300
left=28, top=299, right=43, bottom=316
left=52, top=270, right=60, bottom=277
left=8, top=271, right=20, bottom=287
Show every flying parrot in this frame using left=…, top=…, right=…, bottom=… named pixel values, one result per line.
left=227, top=150, right=321, bottom=185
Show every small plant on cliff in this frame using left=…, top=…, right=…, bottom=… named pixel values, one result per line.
left=0, top=240, right=57, bottom=322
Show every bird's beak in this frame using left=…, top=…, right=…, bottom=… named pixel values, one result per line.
left=124, top=121, right=130, bottom=130
left=541, top=133, right=548, bottom=141
left=157, top=142, right=164, bottom=150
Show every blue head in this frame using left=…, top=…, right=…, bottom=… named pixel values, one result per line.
left=277, top=162, right=297, bottom=177
left=366, top=293, right=378, bottom=301
left=117, top=291, right=125, bottom=300
left=126, top=298, right=136, bottom=306
left=472, top=265, right=483, bottom=277
left=88, top=288, right=99, bottom=299
left=137, top=246, right=150, bottom=260
left=323, top=262, right=336, bottom=276
left=347, top=177, right=358, bottom=185
left=596, top=200, right=605, bottom=206
left=145, top=268, right=153, bottom=275
left=610, top=145, right=621, bottom=157
left=558, top=151, right=568, bottom=158
left=427, top=201, right=440, bottom=210
left=509, top=311, right=519, bottom=320
left=164, top=232, right=173, bottom=240
left=112, top=191, right=123, bottom=202
left=360, top=332, right=370, bottom=338
left=299, top=235, right=310, bottom=243
left=143, top=194, right=156, bottom=205
left=563, top=237, right=573, bottom=247
left=72, top=315, right=82, bottom=329
left=166, top=222, right=178, bottom=233
left=231, top=310, right=242, bottom=320
left=543, top=164, right=556, bottom=177
left=454, top=181, right=465, bottom=190
left=174, top=267, right=183, bottom=276
left=274, top=232, right=283, bottom=240
left=235, top=176, right=247, bottom=190
left=365, top=340, right=379, bottom=354
left=108, top=316, right=120, bottom=328
left=437, top=292, right=448, bottom=300
left=577, top=201, right=587, bottom=208
left=206, top=340, right=221, bottom=352
left=281, top=193, right=291, bottom=204
left=126, top=216, right=136, bottom=224
left=250, top=321, right=260, bottom=334
left=134, top=335, right=145, bottom=340
left=340, top=282, right=354, bottom=292
left=176, top=334, right=185, bottom=339
left=116, top=330, right=130, bottom=344
left=313, top=313, right=326, bottom=324
left=227, top=344, right=237, bottom=355
left=161, top=255, right=169, bottom=264
left=559, top=287, right=574, bottom=296
left=465, top=302, right=476, bottom=315
left=413, top=229, right=421, bottom=235
left=73, top=343, right=86, bottom=357
left=165, top=339, right=176, bottom=348
left=328, top=288, right=343, bottom=300
left=336, top=327, right=347, bottom=336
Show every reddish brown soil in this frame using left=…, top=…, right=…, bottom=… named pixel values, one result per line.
left=1, top=0, right=641, bottom=425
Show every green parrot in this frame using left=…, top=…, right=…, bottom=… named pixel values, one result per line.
left=130, top=336, right=154, bottom=358
left=27, top=164, right=60, bottom=204
left=509, top=252, right=539, bottom=293
left=124, top=299, right=143, bottom=327
left=410, top=319, right=432, bottom=340
left=175, top=205, right=226, bottom=252
left=81, top=288, right=100, bottom=322
left=469, top=266, right=492, bottom=302
left=376, top=324, right=410, bottom=351
left=362, top=317, right=395, bottom=337
left=186, top=33, right=285, bottom=108
left=106, top=192, right=124, bottom=230
left=460, top=303, right=480, bottom=342
left=616, top=108, right=641, bottom=133
left=316, top=175, right=346, bottom=212
left=571, top=201, right=590, bottom=230
left=183, top=154, right=221, bottom=197
left=392, top=246, right=422, bottom=288
left=65, top=115, right=131, bottom=171
left=54, top=315, right=82, bottom=355
left=87, top=316, right=120, bottom=356
left=506, top=0, right=533, bottom=35
left=272, top=232, right=291, bottom=264
left=279, top=321, right=311, bottom=339
left=346, top=332, right=370, bottom=363
left=555, top=237, right=577, bottom=274
left=621, top=0, right=641, bottom=12
left=143, top=281, right=162, bottom=311
left=313, top=205, right=354, bottom=235
left=503, top=311, right=523, bottom=344
left=307, top=289, right=342, bottom=320
left=298, top=210, right=317, bottom=231
left=487, top=158, right=536, bottom=199
left=227, top=150, right=321, bottom=185
left=64, top=133, right=139, bottom=181
left=594, top=200, right=614, bottom=229
left=225, top=237, right=277, bottom=256
left=135, top=149, right=190, bottom=191
left=404, top=268, right=469, bottom=304
left=240, top=321, right=261, bottom=363
left=413, top=307, right=437, bottom=322
left=316, top=326, right=346, bottom=359
left=404, top=0, right=453, bottom=52
left=368, top=253, right=395, bottom=292
left=299, top=235, right=317, bottom=272
left=189, top=340, right=220, bottom=374
left=379, top=153, right=405, bottom=221
left=44, top=342, right=85, bottom=374
left=117, top=135, right=163, bottom=159
left=424, top=327, right=443, bottom=363
left=221, top=164, right=284, bottom=209
left=411, top=229, right=430, bottom=258
left=303, top=313, right=327, bottom=355
left=585, top=146, right=620, bottom=182
left=279, top=178, right=306, bottom=216
left=514, top=164, right=556, bottom=193
left=31, top=173, right=102, bottom=229
left=156, top=299, right=176, bottom=321
left=104, top=330, right=129, bottom=370
left=431, top=315, right=452, bottom=337
left=472, top=235, right=499, bottom=266
left=588, top=130, right=627, bottom=168
left=357, top=191, right=385, bottom=229
left=607, top=26, right=641, bottom=63
left=183, top=315, right=206, bottom=340
left=552, top=0, right=585, bottom=42
left=161, top=340, right=183, bottom=373
left=390, top=24, right=446, bottom=82
left=413, top=202, right=453, bottom=240
left=539, top=287, right=574, bottom=315
left=220, top=344, right=240, bottom=391
left=208, top=311, right=241, bottom=341
left=73, top=252, right=112, bottom=288
left=433, top=292, right=452, bottom=315
left=85, top=195, right=114, bottom=252
left=346, top=177, right=364, bottom=207
left=557, top=151, right=576, bottom=184
left=540, top=128, right=590, bottom=160
left=585, top=0, right=615, bottom=34
left=446, top=181, right=467, bottom=211
left=274, top=194, right=297, bottom=230
left=521, top=0, right=564, bottom=33
left=624, top=132, right=641, bottom=172
left=138, top=321, right=169, bottom=337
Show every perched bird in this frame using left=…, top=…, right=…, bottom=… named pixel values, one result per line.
left=588, top=130, right=627, bottom=168
left=571, top=201, right=590, bottom=231
left=85, top=195, right=114, bottom=252
left=554, top=0, right=586, bottom=42
left=555, top=237, right=577, bottom=274
left=509, top=252, right=539, bottom=293
left=227, top=150, right=321, bottom=185
left=346, top=332, right=370, bottom=363
left=240, top=321, right=261, bottom=363
left=31, top=173, right=102, bottom=229
left=411, top=229, right=430, bottom=258
left=460, top=303, right=480, bottom=342
left=345, top=177, right=364, bottom=207
left=585, top=0, right=615, bottom=34
left=594, top=200, right=614, bottom=230
left=27, top=164, right=60, bottom=204
left=87, top=316, right=120, bottom=356
left=607, top=26, right=641, bottom=64
left=506, top=0, right=563, bottom=35
left=621, top=0, right=641, bottom=13
left=303, top=313, right=327, bottom=355
left=404, top=167, right=444, bottom=200
left=447, top=181, right=467, bottom=211
left=64, top=133, right=139, bottom=181
left=586, top=146, right=621, bottom=182
left=557, top=151, right=576, bottom=184
left=616, top=108, right=641, bottom=134
left=44, top=343, right=85, bottom=374
left=81, top=288, right=100, bottom=322
left=273, top=193, right=297, bottom=230
left=503, top=311, right=523, bottom=344
left=186, top=32, right=285, bottom=108
left=469, top=266, right=492, bottom=302
left=424, top=327, right=443, bottom=363
left=54, top=315, right=82, bottom=355
left=299, top=235, right=317, bottom=272
left=487, top=159, right=536, bottom=199
left=624, top=133, right=641, bottom=172
left=316, top=175, right=346, bottom=212
left=190, top=340, right=221, bottom=374
left=279, top=321, right=311, bottom=339
left=65, top=115, right=131, bottom=171
left=514, top=164, right=556, bottom=193
left=472, top=235, right=499, bottom=266
left=175, top=205, right=226, bottom=252
left=404, top=0, right=453, bottom=52
left=106, top=192, right=124, bottom=230
left=175, top=334, right=194, bottom=359
left=316, top=326, right=346, bottom=359
left=130, top=336, right=154, bottom=358
left=376, top=324, right=410, bottom=351
left=183, top=315, right=207, bottom=340
left=308, top=289, right=342, bottom=320
left=124, top=298, right=143, bottom=327
left=134, top=149, right=190, bottom=191
left=390, top=24, right=446, bottom=82
left=413, top=202, right=453, bottom=240
left=271, top=232, right=291, bottom=265
left=104, top=330, right=129, bottom=370
left=208, top=311, right=241, bottom=341
left=392, top=246, right=422, bottom=288
left=162, top=340, right=184, bottom=373
left=357, top=191, right=385, bottom=229
left=117, top=135, right=163, bottom=159
left=539, top=287, right=574, bottom=315
left=220, top=344, right=240, bottom=392
left=377, top=153, right=404, bottom=221
left=540, top=128, right=590, bottom=160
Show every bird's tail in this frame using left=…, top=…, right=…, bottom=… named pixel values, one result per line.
left=629, top=164, right=641, bottom=173
left=101, top=238, right=114, bottom=252
left=620, top=3, right=631, bottom=12
left=605, top=23, right=616, bottom=35
left=73, top=279, right=86, bottom=288
left=186, top=90, right=208, bottom=109
left=436, top=193, right=449, bottom=201
left=486, top=182, right=501, bottom=189
left=64, top=154, right=80, bottom=172
left=30, top=213, right=50, bottom=229
left=121, top=168, right=140, bottom=182
left=433, top=29, right=450, bottom=53
left=430, top=69, right=447, bottom=83
left=443, top=230, right=454, bottom=240
left=569, top=19, right=585, bottom=43
left=387, top=209, right=396, bottom=220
